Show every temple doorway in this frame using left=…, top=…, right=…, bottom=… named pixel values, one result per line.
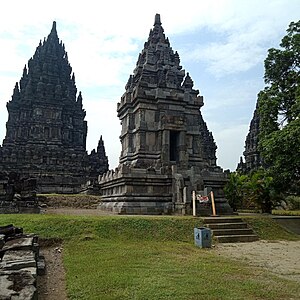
left=170, top=130, right=179, bottom=162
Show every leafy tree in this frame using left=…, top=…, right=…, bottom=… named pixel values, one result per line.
left=225, top=170, right=279, bottom=213
left=224, top=172, right=247, bottom=211
left=245, top=169, right=279, bottom=214
left=258, top=20, right=300, bottom=193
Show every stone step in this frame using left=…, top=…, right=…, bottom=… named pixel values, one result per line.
left=212, top=228, right=254, bottom=236
left=206, top=222, right=248, bottom=230
left=203, top=217, right=243, bottom=224
left=203, top=217, right=259, bottom=243
left=215, top=234, right=259, bottom=243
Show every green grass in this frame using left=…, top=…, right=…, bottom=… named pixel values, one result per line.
left=64, top=239, right=299, bottom=300
left=0, top=214, right=299, bottom=299
left=242, top=216, right=300, bottom=241
left=0, top=214, right=204, bottom=241
left=272, top=210, right=300, bottom=216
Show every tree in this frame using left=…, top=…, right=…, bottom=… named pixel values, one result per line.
left=224, top=172, right=247, bottom=211
left=246, top=169, right=279, bottom=214
left=258, top=20, right=300, bottom=194
left=224, top=170, right=279, bottom=213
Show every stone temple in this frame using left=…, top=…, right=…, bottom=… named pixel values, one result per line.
left=0, top=22, right=109, bottom=193
left=99, top=14, right=232, bottom=215
left=237, top=102, right=262, bottom=173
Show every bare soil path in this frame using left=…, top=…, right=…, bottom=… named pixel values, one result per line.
left=37, top=245, right=67, bottom=300
left=214, top=240, right=300, bottom=282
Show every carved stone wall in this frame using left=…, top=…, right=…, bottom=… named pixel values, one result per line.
left=0, top=22, right=108, bottom=193
left=99, top=14, right=232, bottom=215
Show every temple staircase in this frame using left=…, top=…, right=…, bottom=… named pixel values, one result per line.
left=203, top=217, right=259, bottom=243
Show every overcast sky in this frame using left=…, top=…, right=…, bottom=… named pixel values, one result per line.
left=0, top=0, right=299, bottom=171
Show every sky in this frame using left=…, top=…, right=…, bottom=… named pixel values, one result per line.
left=0, top=0, right=299, bottom=171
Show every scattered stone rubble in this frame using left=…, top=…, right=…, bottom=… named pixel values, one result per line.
left=0, top=224, right=45, bottom=299
left=0, top=172, right=40, bottom=214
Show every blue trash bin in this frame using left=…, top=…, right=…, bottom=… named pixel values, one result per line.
left=194, top=227, right=212, bottom=248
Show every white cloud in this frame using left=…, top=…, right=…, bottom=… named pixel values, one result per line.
left=67, top=35, right=137, bottom=88
left=210, top=123, right=249, bottom=171
left=189, top=41, right=264, bottom=77
left=180, top=0, right=300, bottom=77
left=0, top=0, right=299, bottom=171
left=202, top=78, right=263, bottom=114
left=84, top=98, right=121, bottom=168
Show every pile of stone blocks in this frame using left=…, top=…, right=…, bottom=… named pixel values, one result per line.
left=0, top=224, right=45, bottom=299
left=0, top=172, right=40, bottom=214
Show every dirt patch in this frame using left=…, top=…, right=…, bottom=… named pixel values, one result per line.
left=214, top=240, right=300, bottom=282
left=37, top=245, right=67, bottom=300
left=43, top=208, right=114, bottom=216
left=38, top=194, right=100, bottom=209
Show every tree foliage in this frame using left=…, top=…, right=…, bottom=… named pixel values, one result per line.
left=245, top=169, right=279, bottom=214
left=258, top=20, right=300, bottom=193
left=225, top=170, right=279, bottom=213
left=224, top=172, right=247, bottom=211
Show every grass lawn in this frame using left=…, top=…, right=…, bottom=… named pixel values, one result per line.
left=242, top=215, right=300, bottom=240
left=272, top=210, right=300, bottom=216
left=0, top=214, right=299, bottom=299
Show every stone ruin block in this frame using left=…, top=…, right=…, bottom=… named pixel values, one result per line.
left=0, top=172, right=40, bottom=214
left=0, top=224, right=45, bottom=300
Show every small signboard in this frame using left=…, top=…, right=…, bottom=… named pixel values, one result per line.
left=196, top=194, right=209, bottom=203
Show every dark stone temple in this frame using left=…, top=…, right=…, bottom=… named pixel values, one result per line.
left=88, top=136, right=109, bottom=182
left=98, top=14, right=232, bottom=215
left=0, top=22, right=108, bottom=194
left=237, top=103, right=262, bottom=173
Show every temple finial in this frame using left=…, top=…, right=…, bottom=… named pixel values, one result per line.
left=77, top=91, right=83, bottom=106
left=183, top=72, right=194, bottom=89
left=154, top=14, right=161, bottom=26
left=49, top=21, right=58, bottom=38
left=52, top=21, right=56, bottom=32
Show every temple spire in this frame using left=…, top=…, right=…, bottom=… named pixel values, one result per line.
left=50, top=21, right=57, bottom=35
left=76, top=91, right=83, bottom=108
left=11, top=82, right=20, bottom=102
left=183, top=72, right=194, bottom=89
left=97, top=135, right=105, bottom=152
left=154, top=14, right=162, bottom=26
left=1, top=20, right=109, bottom=194
left=47, top=21, right=59, bottom=43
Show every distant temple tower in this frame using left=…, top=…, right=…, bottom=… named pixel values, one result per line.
left=237, top=103, right=262, bottom=173
left=89, top=136, right=109, bottom=182
left=0, top=22, right=108, bottom=193
left=99, top=14, right=232, bottom=215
